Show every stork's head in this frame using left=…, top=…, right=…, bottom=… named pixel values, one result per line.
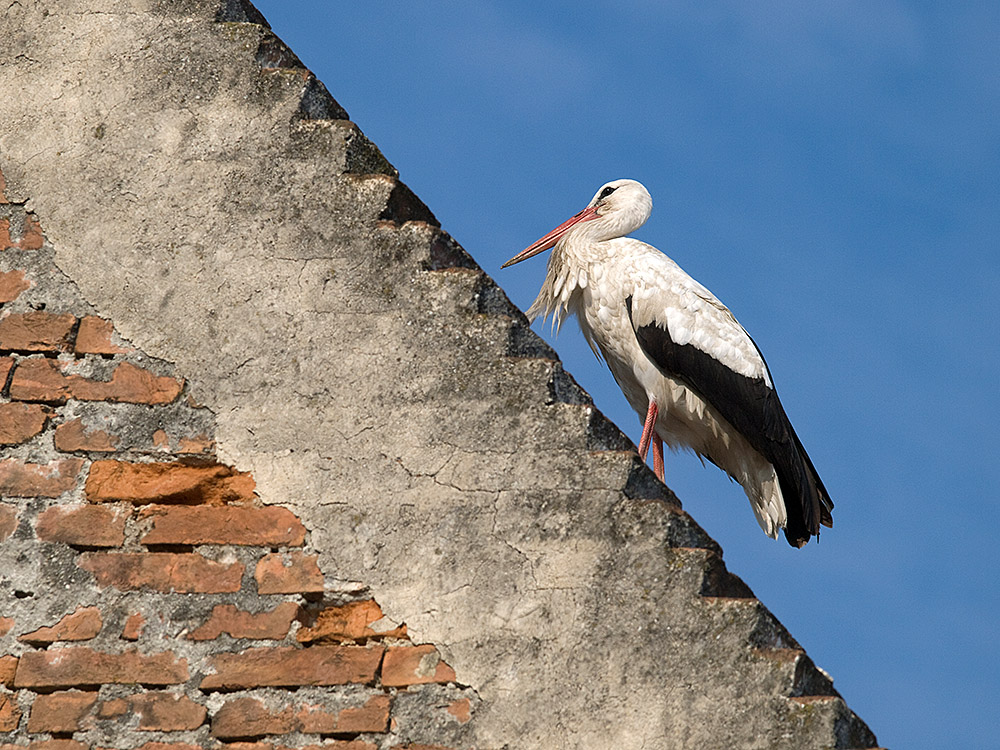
left=501, top=179, right=652, bottom=268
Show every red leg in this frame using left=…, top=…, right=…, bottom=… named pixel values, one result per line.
left=652, top=436, right=664, bottom=481
left=638, top=400, right=658, bottom=460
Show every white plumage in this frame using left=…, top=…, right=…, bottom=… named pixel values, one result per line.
left=502, top=179, right=832, bottom=546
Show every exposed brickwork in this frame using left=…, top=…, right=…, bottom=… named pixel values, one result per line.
left=14, top=649, right=189, bottom=689
left=297, top=600, right=407, bottom=643
left=18, top=606, right=103, bottom=644
left=0, top=312, right=75, bottom=352
left=200, top=645, right=385, bottom=690
left=26, top=691, right=97, bottom=733
left=138, top=505, right=306, bottom=546
left=0, top=506, right=17, bottom=542
left=53, top=419, right=119, bottom=452
left=10, top=359, right=183, bottom=405
left=382, top=646, right=457, bottom=688
left=0, top=402, right=50, bottom=445
left=85, top=461, right=255, bottom=505
left=74, top=316, right=128, bottom=355
left=78, top=552, right=245, bottom=593
left=35, top=505, right=126, bottom=546
left=0, top=457, right=82, bottom=497
left=255, top=552, right=324, bottom=594
left=0, top=270, right=30, bottom=304
left=187, top=602, right=301, bottom=641
left=0, top=45, right=483, bottom=750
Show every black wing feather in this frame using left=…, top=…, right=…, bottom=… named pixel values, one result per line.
left=625, top=296, right=832, bottom=546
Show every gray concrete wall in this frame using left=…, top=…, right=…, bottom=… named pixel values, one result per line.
left=0, top=2, right=879, bottom=747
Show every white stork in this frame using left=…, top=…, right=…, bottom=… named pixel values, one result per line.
left=502, top=179, right=833, bottom=547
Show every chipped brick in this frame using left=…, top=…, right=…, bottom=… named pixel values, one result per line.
left=10, top=359, right=183, bottom=405
left=0, top=269, right=31, bottom=303
left=35, top=504, right=126, bottom=546
left=0, top=356, right=13, bottom=384
left=199, top=645, right=384, bottom=690
left=0, top=690, right=20, bottom=731
left=19, top=213, right=44, bottom=250
left=381, top=645, right=456, bottom=687
left=297, top=599, right=406, bottom=644
left=255, top=552, right=324, bottom=595
left=210, top=694, right=389, bottom=739
left=0, top=312, right=75, bottom=352
left=85, top=461, right=255, bottom=505
left=0, top=505, right=17, bottom=542
left=27, top=690, right=97, bottom=733
left=140, top=505, right=305, bottom=546
left=14, top=648, right=188, bottom=689
left=54, top=418, right=119, bottom=452
left=446, top=698, right=471, bottom=724
left=0, top=657, right=17, bottom=686
left=78, top=552, right=244, bottom=593
left=74, top=316, right=127, bottom=355
left=0, top=402, right=49, bottom=445
left=0, top=457, right=82, bottom=497
left=0, top=618, right=13, bottom=637
left=19, top=606, right=103, bottom=643
left=124, top=692, right=207, bottom=731
left=122, top=612, right=145, bottom=640
left=188, top=602, right=301, bottom=641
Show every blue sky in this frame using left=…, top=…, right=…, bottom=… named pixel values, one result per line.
left=252, top=3, right=1000, bottom=747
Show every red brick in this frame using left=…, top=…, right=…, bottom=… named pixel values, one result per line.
left=0, top=657, right=16, bottom=686
left=54, top=418, right=119, bottom=452
left=0, top=217, right=10, bottom=249
left=14, top=648, right=188, bottom=689
left=210, top=694, right=389, bottom=739
left=74, top=316, right=127, bottom=355
left=0, top=168, right=7, bottom=203
left=19, top=606, right=103, bottom=643
left=9, top=359, right=183, bottom=405
left=199, top=645, right=384, bottom=690
left=122, top=612, right=145, bottom=640
left=78, top=552, right=244, bottom=593
left=85, top=461, right=255, bottom=505
left=0, top=402, right=49, bottom=444
left=299, top=743, right=377, bottom=750
left=19, top=214, right=44, bottom=250
left=0, top=618, right=13, bottom=636
left=0, top=504, right=17, bottom=541
left=27, top=690, right=97, bottom=733
left=0, top=690, right=20, bottom=731
left=0, top=312, right=75, bottom=352
left=187, top=602, right=301, bottom=641
left=177, top=434, right=213, bottom=454
left=446, top=698, right=471, bottom=724
left=0, top=457, right=82, bottom=497
left=0, top=356, right=13, bottom=383
left=140, top=505, right=305, bottom=546
left=35, top=504, right=126, bottom=546
left=389, top=745, right=455, bottom=750
left=381, top=645, right=456, bottom=687
left=16, top=742, right=89, bottom=750
left=123, top=692, right=207, bottom=731
left=255, top=552, right=323, bottom=595
left=216, top=744, right=273, bottom=750
left=0, top=269, right=30, bottom=303
left=123, top=744, right=202, bottom=750
left=210, top=697, right=295, bottom=738
left=324, top=695, right=390, bottom=734
left=297, top=600, right=406, bottom=644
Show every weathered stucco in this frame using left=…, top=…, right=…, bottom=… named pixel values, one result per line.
left=0, top=1, right=879, bottom=747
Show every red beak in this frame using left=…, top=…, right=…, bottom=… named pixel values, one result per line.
left=501, top=205, right=600, bottom=268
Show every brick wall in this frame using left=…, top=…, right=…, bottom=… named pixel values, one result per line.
left=1, top=169, right=477, bottom=750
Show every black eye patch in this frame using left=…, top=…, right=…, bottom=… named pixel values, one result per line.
left=598, top=186, right=617, bottom=200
